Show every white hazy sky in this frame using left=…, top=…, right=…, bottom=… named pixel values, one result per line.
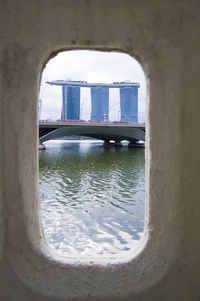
left=39, top=50, right=146, bottom=122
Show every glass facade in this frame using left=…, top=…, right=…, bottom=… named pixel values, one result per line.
left=61, top=86, right=80, bottom=120
left=120, top=87, right=138, bottom=122
left=90, top=87, right=109, bottom=121
left=47, top=81, right=139, bottom=123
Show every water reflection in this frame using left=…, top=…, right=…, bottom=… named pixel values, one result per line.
left=39, top=140, right=145, bottom=257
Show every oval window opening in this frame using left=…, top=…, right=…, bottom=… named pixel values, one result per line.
left=39, top=50, right=146, bottom=258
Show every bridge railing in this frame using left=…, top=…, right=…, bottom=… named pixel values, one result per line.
left=39, top=119, right=145, bottom=127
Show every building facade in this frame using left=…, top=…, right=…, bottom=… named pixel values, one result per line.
left=120, top=87, right=138, bottom=122
left=90, top=87, right=109, bottom=121
left=61, top=86, right=80, bottom=120
left=47, top=81, right=140, bottom=122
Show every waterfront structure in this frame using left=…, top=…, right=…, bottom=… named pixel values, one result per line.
left=39, top=120, right=145, bottom=146
left=61, top=86, right=80, bottom=120
left=120, top=87, right=138, bottom=122
left=90, top=87, right=109, bottom=121
left=47, top=80, right=140, bottom=122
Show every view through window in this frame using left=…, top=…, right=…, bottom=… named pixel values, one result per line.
left=39, top=50, right=146, bottom=258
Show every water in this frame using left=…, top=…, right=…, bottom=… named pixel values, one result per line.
left=39, top=140, right=145, bottom=257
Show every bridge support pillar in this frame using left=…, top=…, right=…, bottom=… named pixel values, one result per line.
left=103, top=140, right=122, bottom=147
left=128, top=140, right=145, bottom=148
left=39, top=141, right=46, bottom=150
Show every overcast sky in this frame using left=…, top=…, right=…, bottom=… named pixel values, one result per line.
left=39, top=50, right=146, bottom=122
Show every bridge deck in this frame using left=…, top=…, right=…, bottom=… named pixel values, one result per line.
left=39, top=120, right=145, bottom=128
left=39, top=120, right=145, bottom=143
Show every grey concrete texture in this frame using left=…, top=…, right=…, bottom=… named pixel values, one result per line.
left=39, top=122, right=145, bottom=143
left=0, top=0, right=200, bottom=300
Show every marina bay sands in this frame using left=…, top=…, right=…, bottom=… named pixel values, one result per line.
left=46, top=80, right=140, bottom=122
left=39, top=80, right=145, bottom=147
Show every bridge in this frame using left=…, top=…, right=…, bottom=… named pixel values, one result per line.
left=39, top=80, right=144, bottom=147
left=39, top=120, right=145, bottom=147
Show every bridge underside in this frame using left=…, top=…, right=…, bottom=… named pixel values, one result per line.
left=39, top=125, right=145, bottom=144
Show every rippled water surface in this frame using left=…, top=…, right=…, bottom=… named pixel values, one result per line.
left=39, top=140, right=145, bottom=257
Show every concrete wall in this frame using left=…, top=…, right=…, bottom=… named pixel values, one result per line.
left=0, top=0, right=200, bottom=300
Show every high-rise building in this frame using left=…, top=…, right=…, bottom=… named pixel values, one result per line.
left=90, top=87, right=109, bottom=121
left=120, top=87, right=138, bottom=122
left=46, top=80, right=140, bottom=122
left=61, top=86, right=80, bottom=120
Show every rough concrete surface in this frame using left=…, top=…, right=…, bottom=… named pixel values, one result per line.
left=0, top=0, right=200, bottom=300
